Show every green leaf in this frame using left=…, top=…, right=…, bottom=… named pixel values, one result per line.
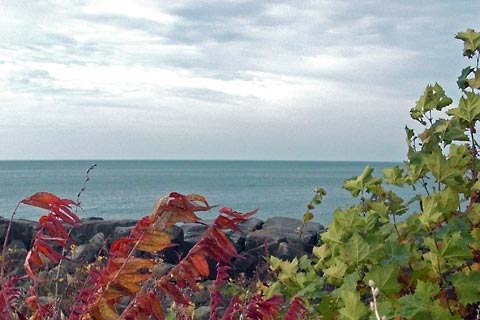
left=342, top=233, right=374, bottom=267
left=397, top=280, right=442, bottom=319
left=315, top=295, right=337, bottom=320
left=467, top=203, right=480, bottom=225
left=411, top=83, right=453, bottom=124
left=457, top=66, right=474, bottom=90
left=448, top=271, right=480, bottom=305
left=455, top=28, right=480, bottom=57
left=383, top=166, right=405, bottom=186
left=335, top=207, right=366, bottom=231
left=321, top=218, right=344, bottom=244
left=338, top=290, right=368, bottom=320
left=343, top=166, right=382, bottom=197
left=447, top=92, right=480, bottom=125
left=468, top=70, right=480, bottom=89
left=383, top=239, right=412, bottom=266
left=323, top=260, right=348, bottom=285
left=365, top=264, right=401, bottom=297
left=432, top=231, right=473, bottom=266
left=448, top=143, right=471, bottom=172
left=419, top=195, right=444, bottom=227
left=433, top=118, right=470, bottom=144
left=423, top=148, right=464, bottom=190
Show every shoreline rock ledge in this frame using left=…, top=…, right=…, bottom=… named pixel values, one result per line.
left=0, top=216, right=324, bottom=277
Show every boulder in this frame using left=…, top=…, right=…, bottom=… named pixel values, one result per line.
left=0, top=218, right=37, bottom=248
left=69, top=219, right=138, bottom=244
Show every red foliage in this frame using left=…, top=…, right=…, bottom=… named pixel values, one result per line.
left=15, top=192, right=80, bottom=319
left=0, top=275, right=27, bottom=320
left=21, top=192, right=80, bottom=282
left=284, top=296, right=308, bottom=320
left=66, top=192, right=259, bottom=319
left=2, top=191, right=300, bottom=319
left=220, top=293, right=283, bottom=320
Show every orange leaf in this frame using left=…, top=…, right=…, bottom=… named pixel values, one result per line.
left=136, top=230, right=173, bottom=252
left=35, top=239, right=64, bottom=263
left=89, top=298, right=119, bottom=320
left=190, top=254, right=210, bottom=278
left=111, top=257, right=156, bottom=273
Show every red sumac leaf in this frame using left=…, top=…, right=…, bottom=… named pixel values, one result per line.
left=21, top=192, right=77, bottom=210
left=190, top=254, right=210, bottom=277
left=285, top=296, right=308, bottom=320
left=35, top=239, right=64, bottom=264
left=158, top=280, right=189, bottom=305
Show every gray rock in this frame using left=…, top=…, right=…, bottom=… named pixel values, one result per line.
left=70, top=232, right=105, bottom=263
left=262, top=217, right=324, bottom=247
left=0, top=218, right=37, bottom=248
left=69, top=219, right=138, bottom=244
left=194, top=306, right=211, bottom=320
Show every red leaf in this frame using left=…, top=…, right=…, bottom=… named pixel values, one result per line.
left=219, top=207, right=258, bottom=219
left=35, top=239, right=64, bottom=264
left=24, top=251, right=42, bottom=281
left=21, top=192, right=77, bottom=210
left=284, top=296, right=308, bottom=320
left=158, top=280, right=189, bottom=305
left=190, top=254, right=210, bottom=277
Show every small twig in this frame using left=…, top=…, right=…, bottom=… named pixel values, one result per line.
left=52, top=163, right=96, bottom=318
left=368, top=280, right=386, bottom=320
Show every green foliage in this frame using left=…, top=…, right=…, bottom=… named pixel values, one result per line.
left=259, top=28, right=480, bottom=319
left=3, top=27, right=480, bottom=320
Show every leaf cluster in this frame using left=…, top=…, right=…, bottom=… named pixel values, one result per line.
left=0, top=192, right=306, bottom=319
left=258, top=28, right=480, bottom=319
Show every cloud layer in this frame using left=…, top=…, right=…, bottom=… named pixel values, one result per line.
left=1, top=1, right=479, bottom=160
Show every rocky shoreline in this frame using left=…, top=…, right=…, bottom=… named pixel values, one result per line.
left=1, top=216, right=324, bottom=276
left=0, top=216, right=324, bottom=318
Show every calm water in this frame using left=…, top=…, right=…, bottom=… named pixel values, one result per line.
left=0, top=160, right=416, bottom=225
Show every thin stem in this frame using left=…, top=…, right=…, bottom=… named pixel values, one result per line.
left=392, top=213, right=400, bottom=238
left=53, top=163, right=96, bottom=318
left=470, top=126, right=478, bottom=183
left=0, top=202, right=21, bottom=320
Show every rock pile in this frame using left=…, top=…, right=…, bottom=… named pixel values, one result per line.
left=1, top=216, right=324, bottom=275
left=0, top=216, right=324, bottom=319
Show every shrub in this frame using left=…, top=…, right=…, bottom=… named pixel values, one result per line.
left=0, top=192, right=305, bottom=319
left=256, top=28, right=480, bottom=320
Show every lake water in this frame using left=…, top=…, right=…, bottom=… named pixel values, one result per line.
left=0, top=160, right=417, bottom=226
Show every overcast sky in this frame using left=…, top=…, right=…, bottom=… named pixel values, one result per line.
left=1, top=1, right=478, bottom=161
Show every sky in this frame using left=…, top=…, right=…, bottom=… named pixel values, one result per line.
left=0, top=1, right=479, bottom=161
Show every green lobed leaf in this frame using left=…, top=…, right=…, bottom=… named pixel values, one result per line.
left=437, top=231, right=473, bottom=266
left=335, top=207, right=366, bottom=231
left=423, top=148, right=465, bottom=190
left=468, top=69, right=480, bottom=89
left=455, top=28, right=480, bottom=58
left=343, top=166, right=382, bottom=197
left=447, top=92, right=480, bottom=125
left=457, top=66, right=474, bottom=90
left=338, top=290, right=368, bottom=320
left=397, top=280, right=444, bottom=319
left=365, top=264, right=401, bottom=297
left=448, top=271, right=480, bottom=305
left=410, top=83, right=453, bottom=124
left=323, top=260, right=348, bottom=286
left=342, top=233, right=376, bottom=267
left=383, top=239, right=412, bottom=267
left=419, top=195, right=444, bottom=228
left=383, top=166, right=405, bottom=186
left=431, top=118, right=469, bottom=144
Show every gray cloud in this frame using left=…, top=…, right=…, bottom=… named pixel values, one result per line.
left=0, top=1, right=479, bottom=160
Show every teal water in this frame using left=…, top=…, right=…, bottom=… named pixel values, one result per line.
left=0, top=160, right=415, bottom=225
